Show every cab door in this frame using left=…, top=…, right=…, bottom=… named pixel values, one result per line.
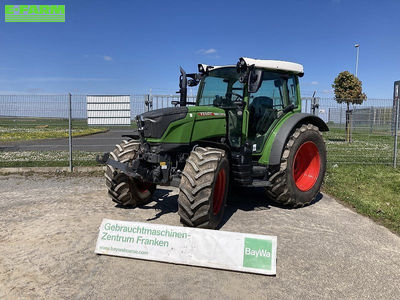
left=245, top=72, right=299, bottom=153
left=226, top=79, right=245, bottom=148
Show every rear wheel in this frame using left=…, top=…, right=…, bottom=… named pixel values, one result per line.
left=105, top=139, right=156, bottom=207
left=266, top=124, right=326, bottom=207
left=178, top=147, right=229, bottom=229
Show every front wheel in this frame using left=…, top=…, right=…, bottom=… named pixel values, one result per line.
left=105, top=140, right=156, bottom=207
left=177, top=147, right=229, bottom=229
left=266, top=124, right=327, bottom=207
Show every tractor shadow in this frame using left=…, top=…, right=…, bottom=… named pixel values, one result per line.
left=142, top=188, right=178, bottom=221
left=115, top=187, right=323, bottom=228
left=219, top=188, right=323, bottom=229
left=115, top=188, right=178, bottom=221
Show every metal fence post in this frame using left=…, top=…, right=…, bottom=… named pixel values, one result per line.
left=145, top=94, right=150, bottom=112
left=350, top=107, right=353, bottom=143
left=305, top=98, right=308, bottom=113
left=328, top=108, right=331, bottom=123
left=369, top=107, right=373, bottom=134
left=311, top=97, right=319, bottom=116
left=68, top=93, right=73, bottom=172
left=393, top=97, right=399, bottom=168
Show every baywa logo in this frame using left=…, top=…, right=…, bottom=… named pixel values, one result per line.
left=243, top=237, right=272, bottom=270
left=5, top=5, right=65, bottom=22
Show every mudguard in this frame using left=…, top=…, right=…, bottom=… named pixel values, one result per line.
left=268, top=113, right=329, bottom=166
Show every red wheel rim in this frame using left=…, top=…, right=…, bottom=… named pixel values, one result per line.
left=292, top=141, right=321, bottom=192
left=212, top=168, right=226, bottom=215
left=137, top=182, right=152, bottom=194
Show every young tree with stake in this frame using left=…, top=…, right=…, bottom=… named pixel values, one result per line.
left=332, top=71, right=367, bottom=142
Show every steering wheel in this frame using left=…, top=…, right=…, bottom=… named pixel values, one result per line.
left=230, top=92, right=243, bottom=102
left=213, top=95, right=227, bottom=106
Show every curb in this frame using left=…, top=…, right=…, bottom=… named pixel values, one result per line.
left=0, top=166, right=106, bottom=174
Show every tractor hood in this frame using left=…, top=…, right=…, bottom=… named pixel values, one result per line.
left=138, top=107, right=188, bottom=139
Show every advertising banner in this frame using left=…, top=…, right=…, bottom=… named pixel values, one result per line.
left=95, top=219, right=277, bottom=275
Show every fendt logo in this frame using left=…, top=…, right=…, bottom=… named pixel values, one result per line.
left=5, top=5, right=65, bottom=22
left=243, top=237, right=272, bottom=270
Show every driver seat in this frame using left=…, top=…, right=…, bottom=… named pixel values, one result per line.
left=248, top=97, right=276, bottom=136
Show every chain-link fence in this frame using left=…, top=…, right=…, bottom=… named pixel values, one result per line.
left=302, top=98, right=399, bottom=166
left=0, top=94, right=399, bottom=169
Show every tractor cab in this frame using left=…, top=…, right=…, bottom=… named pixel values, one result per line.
left=191, top=58, right=304, bottom=154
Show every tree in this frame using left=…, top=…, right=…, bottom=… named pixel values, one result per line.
left=332, top=71, right=367, bottom=142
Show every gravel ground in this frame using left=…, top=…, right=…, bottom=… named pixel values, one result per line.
left=0, top=174, right=399, bottom=299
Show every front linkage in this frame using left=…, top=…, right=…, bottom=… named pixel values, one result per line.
left=97, top=109, right=180, bottom=186
left=96, top=141, right=172, bottom=186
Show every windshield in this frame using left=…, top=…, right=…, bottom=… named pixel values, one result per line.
left=197, top=67, right=244, bottom=106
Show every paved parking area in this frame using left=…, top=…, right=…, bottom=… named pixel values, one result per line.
left=0, top=174, right=399, bottom=299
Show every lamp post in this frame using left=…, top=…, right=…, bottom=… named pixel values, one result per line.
left=354, top=44, right=360, bottom=77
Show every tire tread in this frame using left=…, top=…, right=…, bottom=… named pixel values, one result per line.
left=266, top=124, right=325, bottom=207
left=105, top=139, right=155, bottom=207
left=178, top=147, right=227, bottom=228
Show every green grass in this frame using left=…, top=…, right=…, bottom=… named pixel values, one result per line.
left=322, top=126, right=399, bottom=235
left=0, top=117, right=107, bottom=142
left=323, top=164, right=400, bottom=235
left=0, top=127, right=107, bottom=142
left=324, top=126, right=396, bottom=164
left=0, top=151, right=102, bottom=167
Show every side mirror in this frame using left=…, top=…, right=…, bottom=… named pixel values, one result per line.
left=179, top=67, right=187, bottom=89
left=248, top=69, right=263, bottom=93
left=187, top=79, right=199, bottom=87
left=274, top=79, right=282, bottom=87
left=179, top=67, right=187, bottom=106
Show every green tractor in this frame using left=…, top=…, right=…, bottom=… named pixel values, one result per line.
left=97, top=57, right=328, bottom=229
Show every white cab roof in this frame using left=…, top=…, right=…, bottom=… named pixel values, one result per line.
left=201, top=58, right=304, bottom=75
left=240, top=57, right=304, bottom=74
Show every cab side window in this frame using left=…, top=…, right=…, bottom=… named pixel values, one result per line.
left=287, top=75, right=298, bottom=106
left=198, top=77, right=228, bottom=106
left=249, top=77, right=284, bottom=109
left=248, top=73, right=286, bottom=137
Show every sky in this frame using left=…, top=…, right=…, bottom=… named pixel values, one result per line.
left=0, top=0, right=399, bottom=98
